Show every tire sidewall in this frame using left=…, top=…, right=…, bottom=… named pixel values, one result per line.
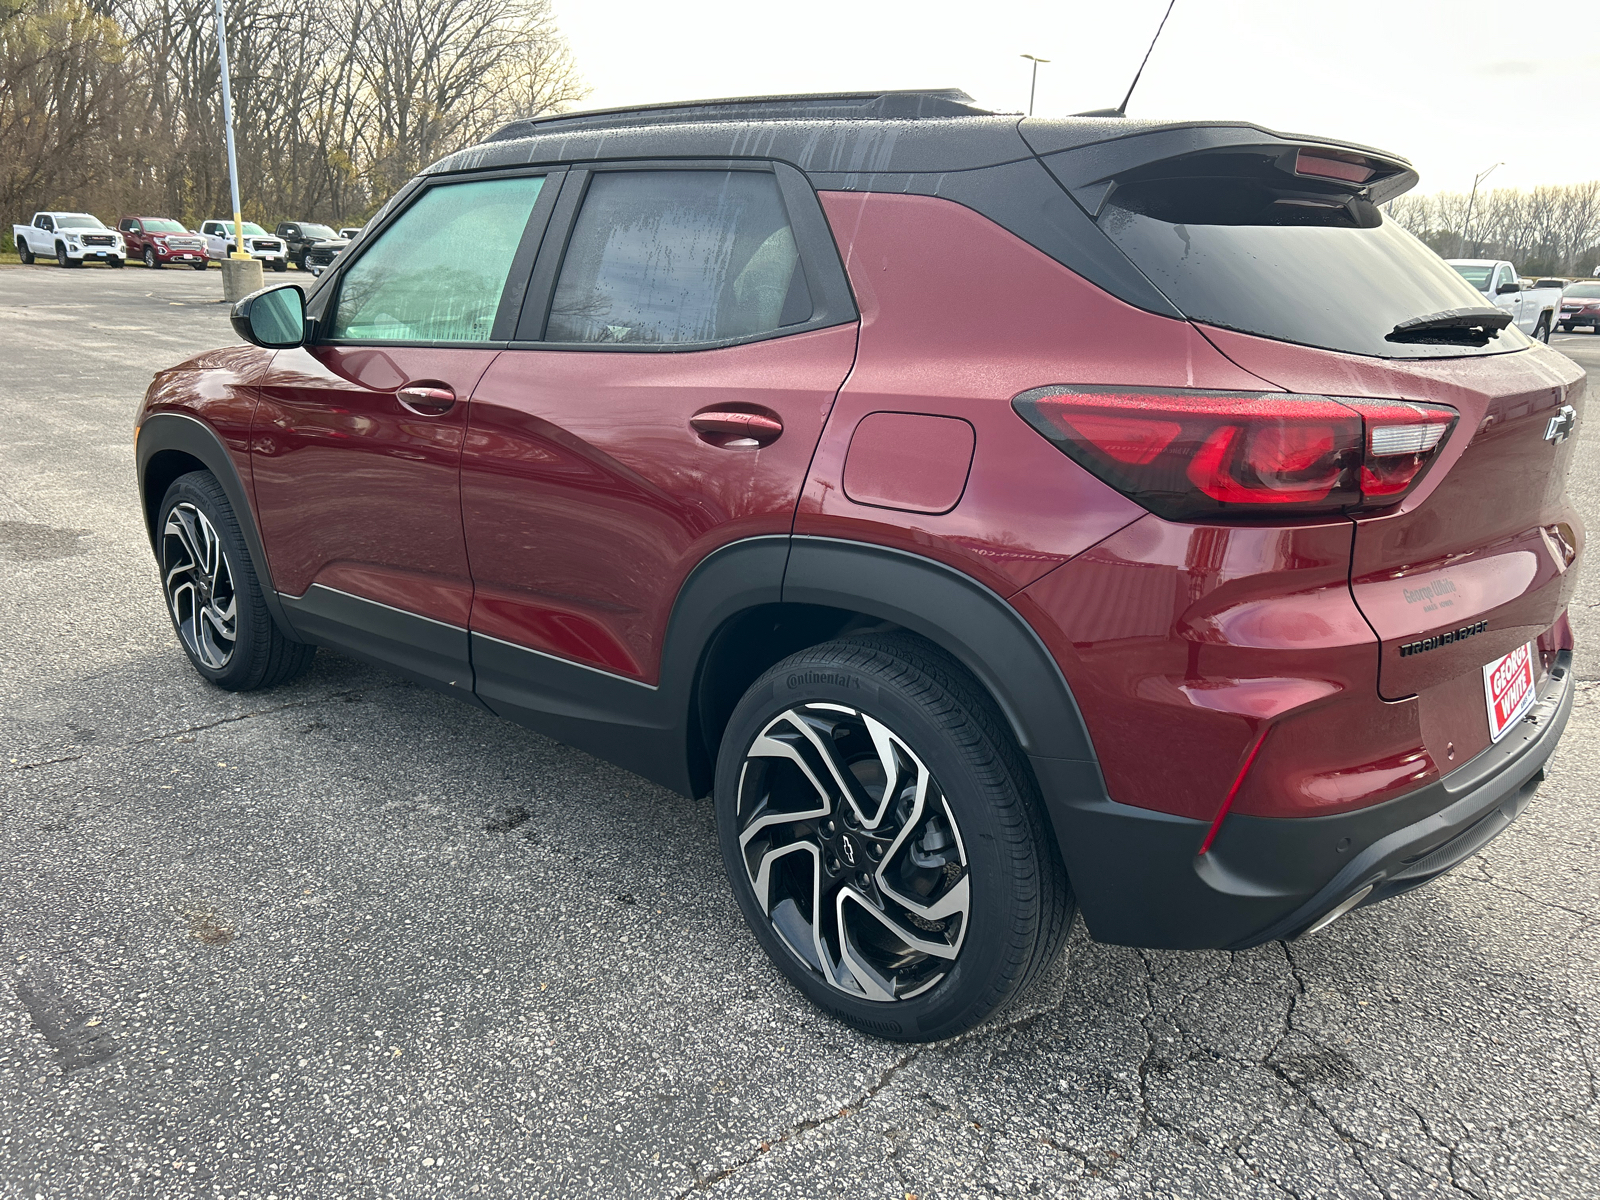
left=157, top=474, right=264, bottom=690
left=715, top=648, right=1035, bottom=1042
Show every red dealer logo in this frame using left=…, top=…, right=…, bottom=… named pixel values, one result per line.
left=1484, top=642, right=1537, bottom=743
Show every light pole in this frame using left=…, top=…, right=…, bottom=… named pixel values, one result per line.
left=1020, top=54, right=1050, bottom=117
left=213, top=0, right=249, bottom=262
left=1461, top=161, right=1503, bottom=255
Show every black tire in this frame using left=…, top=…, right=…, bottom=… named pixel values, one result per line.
left=56, top=242, right=70, bottom=268
left=1533, top=314, right=1551, bottom=343
left=193, top=261, right=208, bottom=271
left=715, top=634, right=1073, bottom=1042
left=144, top=247, right=161, bottom=269
left=156, top=471, right=315, bottom=691
left=17, top=238, right=33, bottom=264
left=272, top=259, right=288, bottom=273
left=108, top=256, right=123, bottom=268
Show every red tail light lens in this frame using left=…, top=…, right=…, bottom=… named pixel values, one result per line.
left=1356, top=401, right=1457, bottom=497
left=1013, top=387, right=1456, bottom=521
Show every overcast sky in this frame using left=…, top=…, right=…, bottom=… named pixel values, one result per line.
left=550, top=0, right=1598, bottom=194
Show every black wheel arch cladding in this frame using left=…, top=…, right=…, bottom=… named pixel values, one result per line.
left=137, top=411, right=300, bottom=641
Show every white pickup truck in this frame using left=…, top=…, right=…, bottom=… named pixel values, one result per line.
left=1445, top=259, right=1561, bottom=342
left=13, top=212, right=126, bottom=267
left=199, top=220, right=288, bottom=271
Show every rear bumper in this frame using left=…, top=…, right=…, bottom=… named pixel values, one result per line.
left=1035, top=652, right=1573, bottom=949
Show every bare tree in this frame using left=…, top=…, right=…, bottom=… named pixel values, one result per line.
left=1390, top=181, right=1600, bottom=274
left=0, top=0, right=133, bottom=215
left=4, top=0, right=584, bottom=233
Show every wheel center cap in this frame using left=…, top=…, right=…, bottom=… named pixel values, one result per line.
left=838, top=833, right=861, bottom=868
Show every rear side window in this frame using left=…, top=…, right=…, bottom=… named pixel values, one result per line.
left=1094, top=157, right=1529, bottom=359
left=331, top=175, right=545, bottom=343
left=546, top=169, right=810, bottom=345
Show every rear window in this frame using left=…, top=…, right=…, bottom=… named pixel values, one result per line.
left=1096, top=168, right=1529, bottom=359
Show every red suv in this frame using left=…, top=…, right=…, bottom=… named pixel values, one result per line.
left=134, top=90, right=1584, bottom=1042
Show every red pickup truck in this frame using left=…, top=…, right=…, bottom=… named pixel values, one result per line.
left=117, top=217, right=209, bottom=270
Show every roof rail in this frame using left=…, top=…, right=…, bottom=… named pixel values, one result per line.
left=484, top=88, right=997, bottom=143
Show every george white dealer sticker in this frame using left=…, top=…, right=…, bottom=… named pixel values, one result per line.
left=1484, top=641, right=1537, bottom=743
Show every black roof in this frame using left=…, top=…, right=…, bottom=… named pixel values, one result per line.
left=414, top=89, right=1418, bottom=323
left=484, top=88, right=1001, bottom=141
left=432, top=89, right=1413, bottom=197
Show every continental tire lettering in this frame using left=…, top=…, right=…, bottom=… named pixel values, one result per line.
left=1398, top=620, right=1489, bottom=657
left=785, top=671, right=863, bottom=690
left=852, top=1016, right=904, bottom=1035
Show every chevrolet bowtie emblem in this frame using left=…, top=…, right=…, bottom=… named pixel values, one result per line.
left=1545, top=404, right=1578, bottom=445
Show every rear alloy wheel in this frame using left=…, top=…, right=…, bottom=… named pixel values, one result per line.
left=145, top=247, right=160, bottom=269
left=716, top=635, right=1073, bottom=1042
left=158, top=471, right=315, bottom=690
left=17, top=238, right=33, bottom=264
left=1533, top=315, right=1551, bottom=343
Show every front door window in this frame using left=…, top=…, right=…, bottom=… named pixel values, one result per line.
left=331, top=175, right=545, bottom=344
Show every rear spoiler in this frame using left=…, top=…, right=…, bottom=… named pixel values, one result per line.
left=1019, top=121, right=1419, bottom=217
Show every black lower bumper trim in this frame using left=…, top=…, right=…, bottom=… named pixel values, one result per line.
left=1034, top=653, right=1573, bottom=950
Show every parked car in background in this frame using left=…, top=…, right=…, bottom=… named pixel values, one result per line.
left=1559, top=281, right=1600, bottom=333
left=274, top=221, right=349, bottom=273
left=1446, top=259, right=1560, bottom=341
left=136, top=92, right=1583, bottom=1042
left=13, top=212, right=124, bottom=267
left=200, top=220, right=287, bottom=270
left=119, top=217, right=208, bottom=270
left=338, top=226, right=362, bottom=240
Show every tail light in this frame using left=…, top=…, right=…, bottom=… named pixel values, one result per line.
left=1013, top=386, right=1457, bottom=522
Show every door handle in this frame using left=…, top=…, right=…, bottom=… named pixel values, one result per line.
left=397, top=383, right=456, bottom=416
left=690, top=408, right=783, bottom=449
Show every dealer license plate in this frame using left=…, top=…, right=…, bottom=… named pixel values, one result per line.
left=1484, top=642, right=1537, bottom=742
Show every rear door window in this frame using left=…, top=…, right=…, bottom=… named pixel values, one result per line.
left=330, top=175, right=546, bottom=343
left=545, top=169, right=810, bottom=345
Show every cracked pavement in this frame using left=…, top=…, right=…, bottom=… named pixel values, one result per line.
left=3, top=268, right=1599, bottom=1199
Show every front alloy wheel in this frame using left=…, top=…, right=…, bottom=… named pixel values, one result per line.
left=735, top=703, right=971, bottom=1002
left=155, top=471, right=315, bottom=690
left=162, top=502, right=238, bottom=670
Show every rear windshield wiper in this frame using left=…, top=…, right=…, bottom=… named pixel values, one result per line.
left=1387, top=307, right=1512, bottom=346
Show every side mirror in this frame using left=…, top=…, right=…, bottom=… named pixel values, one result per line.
left=1497, top=281, right=1521, bottom=295
left=231, top=284, right=306, bottom=349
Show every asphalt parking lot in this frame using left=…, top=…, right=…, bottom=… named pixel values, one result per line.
left=3, top=263, right=1599, bottom=1200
